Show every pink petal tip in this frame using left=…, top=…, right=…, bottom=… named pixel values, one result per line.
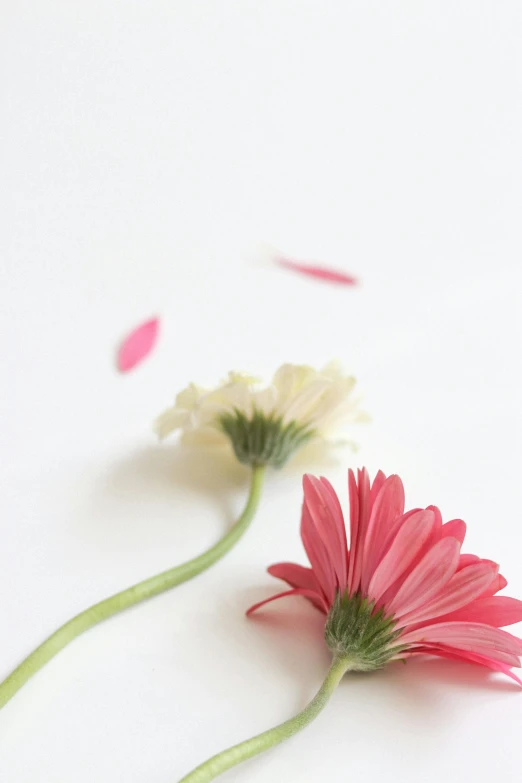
left=276, top=257, right=358, bottom=286
left=116, top=317, right=160, bottom=373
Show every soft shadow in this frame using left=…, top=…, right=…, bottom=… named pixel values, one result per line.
left=100, top=443, right=246, bottom=498
left=229, top=585, right=333, bottom=693
left=93, top=437, right=351, bottom=515
left=83, top=443, right=249, bottom=535
left=384, top=654, right=521, bottom=695
left=285, top=438, right=355, bottom=474
left=84, top=438, right=352, bottom=540
left=330, top=648, right=520, bottom=734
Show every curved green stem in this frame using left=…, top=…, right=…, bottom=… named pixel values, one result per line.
left=0, top=464, right=265, bottom=710
left=177, top=656, right=350, bottom=783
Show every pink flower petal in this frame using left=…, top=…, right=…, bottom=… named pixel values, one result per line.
left=347, top=468, right=371, bottom=595
left=407, top=644, right=522, bottom=684
left=116, top=317, right=159, bottom=373
left=457, top=553, right=481, bottom=570
left=378, top=505, right=445, bottom=607
left=300, top=497, right=337, bottom=605
left=380, top=507, right=424, bottom=558
left=319, top=476, right=350, bottom=553
left=399, top=562, right=499, bottom=626
left=480, top=571, right=508, bottom=597
left=431, top=596, right=522, bottom=627
left=424, top=505, right=444, bottom=545
left=401, top=644, right=521, bottom=668
left=303, top=475, right=348, bottom=588
left=268, top=562, right=320, bottom=590
left=246, top=587, right=327, bottom=616
left=387, top=537, right=461, bottom=618
left=400, top=621, right=522, bottom=657
left=369, top=470, right=387, bottom=506
left=277, top=257, right=358, bottom=286
left=441, top=518, right=467, bottom=544
left=368, top=509, right=436, bottom=603
left=361, top=475, right=405, bottom=592
left=268, top=562, right=327, bottom=612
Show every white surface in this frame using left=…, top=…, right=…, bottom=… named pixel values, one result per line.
left=1, top=2, right=521, bottom=781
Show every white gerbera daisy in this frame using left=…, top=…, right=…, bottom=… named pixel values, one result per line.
left=155, top=362, right=367, bottom=467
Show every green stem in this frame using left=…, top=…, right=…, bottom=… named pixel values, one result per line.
left=177, top=656, right=350, bottom=783
left=0, top=464, right=265, bottom=710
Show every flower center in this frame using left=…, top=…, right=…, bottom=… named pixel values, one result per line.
left=218, top=408, right=315, bottom=468
left=324, top=592, right=404, bottom=671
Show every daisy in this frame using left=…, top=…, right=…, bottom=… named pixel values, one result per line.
left=155, top=361, right=367, bottom=467
left=177, top=468, right=522, bottom=782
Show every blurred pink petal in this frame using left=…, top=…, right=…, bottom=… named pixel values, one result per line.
left=277, top=257, right=358, bottom=286
left=116, top=317, right=159, bottom=373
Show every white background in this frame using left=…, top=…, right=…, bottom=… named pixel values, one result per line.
left=1, top=2, right=521, bottom=781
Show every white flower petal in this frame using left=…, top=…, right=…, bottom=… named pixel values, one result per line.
left=252, top=385, right=278, bottom=414
left=154, top=408, right=189, bottom=439
left=272, top=363, right=317, bottom=406
left=154, top=361, right=367, bottom=462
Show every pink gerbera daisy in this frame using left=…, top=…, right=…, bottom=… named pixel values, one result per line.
left=176, top=469, right=522, bottom=783
left=249, top=468, right=522, bottom=682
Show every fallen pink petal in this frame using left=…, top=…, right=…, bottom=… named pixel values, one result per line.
left=276, top=256, right=358, bottom=286
left=116, top=317, right=160, bottom=373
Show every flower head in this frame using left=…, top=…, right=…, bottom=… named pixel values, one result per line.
left=249, top=468, right=522, bottom=682
left=155, top=362, right=367, bottom=468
